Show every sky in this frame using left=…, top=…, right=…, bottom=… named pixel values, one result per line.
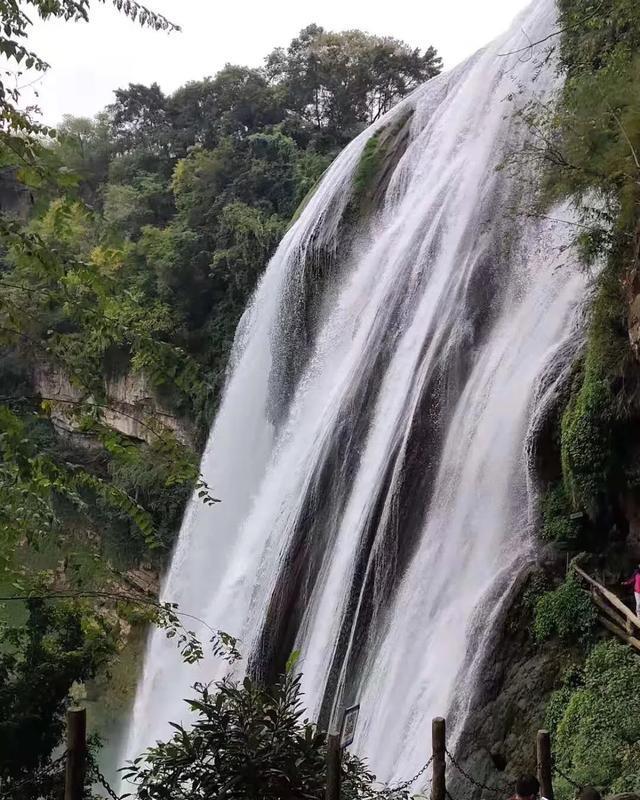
left=27, top=0, right=533, bottom=125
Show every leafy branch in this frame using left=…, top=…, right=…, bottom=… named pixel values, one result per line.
left=0, top=589, right=241, bottom=665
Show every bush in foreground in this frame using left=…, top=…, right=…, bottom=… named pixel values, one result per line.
left=123, top=670, right=401, bottom=800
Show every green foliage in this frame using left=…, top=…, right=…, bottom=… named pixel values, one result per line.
left=559, top=266, right=631, bottom=519
left=0, top=406, right=59, bottom=564
left=353, top=132, right=386, bottom=201
left=265, top=25, right=440, bottom=143
left=0, top=598, right=115, bottom=789
left=540, top=483, right=580, bottom=544
left=533, top=575, right=596, bottom=644
left=519, top=0, right=640, bottom=528
left=522, top=570, right=549, bottom=610
left=349, top=110, right=413, bottom=219
left=103, top=174, right=173, bottom=236
left=123, top=670, right=401, bottom=800
left=548, top=1, right=640, bottom=216
left=0, top=1, right=177, bottom=163
left=560, top=367, right=613, bottom=520
left=105, top=434, right=200, bottom=550
left=0, top=403, right=163, bottom=563
left=547, top=641, right=640, bottom=797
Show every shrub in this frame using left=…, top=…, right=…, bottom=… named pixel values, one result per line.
left=530, top=0, right=640, bottom=527
left=123, top=671, right=399, bottom=800
left=533, top=576, right=596, bottom=643
left=548, top=641, right=640, bottom=798
left=540, top=483, right=580, bottom=545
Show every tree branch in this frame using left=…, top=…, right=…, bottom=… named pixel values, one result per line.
left=498, top=2, right=606, bottom=58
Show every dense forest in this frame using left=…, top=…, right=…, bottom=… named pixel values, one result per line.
left=0, top=0, right=640, bottom=798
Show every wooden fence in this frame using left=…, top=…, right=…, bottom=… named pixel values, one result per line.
left=65, top=709, right=87, bottom=800
left=574, top=565, right=640, bottom=654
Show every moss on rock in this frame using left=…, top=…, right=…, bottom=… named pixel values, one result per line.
left=560, top=264, right=631, bottom=520
left=348, top=106, right=414, bottom=219
left=540, top=482, right=580, bottom=545
left=547, top=640, right=640, bottom=797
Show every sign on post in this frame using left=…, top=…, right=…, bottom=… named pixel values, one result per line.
left=340, top=704, right=360, bottom=749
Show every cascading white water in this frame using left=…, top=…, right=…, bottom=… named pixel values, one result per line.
left=124, top=0, right=590, bottom=785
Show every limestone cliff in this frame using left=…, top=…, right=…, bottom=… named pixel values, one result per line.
left=33, top=363, right=194, bottom=448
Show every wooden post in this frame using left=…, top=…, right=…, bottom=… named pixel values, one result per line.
left=326, top=733, right=341, bottom=800
left=431, top=717, right=446, bottom=800
left=65, top=708, right=87, bottom=800
left=537, top=729, right=554, bottom=800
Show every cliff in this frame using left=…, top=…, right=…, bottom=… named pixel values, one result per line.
left=33, top=363, right=194, bottom=448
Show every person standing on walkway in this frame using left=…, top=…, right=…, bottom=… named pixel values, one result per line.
left=622, top=563, right=640, bottom=618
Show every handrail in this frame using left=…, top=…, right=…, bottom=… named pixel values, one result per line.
left=598, top=616, right=640, bottom=654
left=574, top=565, right=640, bottom=632
left=574, top=564, right=640, bottom=654
left=590, top=591, right=631, bottom=629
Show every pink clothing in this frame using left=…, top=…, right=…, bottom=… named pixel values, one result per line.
left=624, top=571, right=640, bottom=593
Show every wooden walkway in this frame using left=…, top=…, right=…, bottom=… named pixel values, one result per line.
left=574, top=565, right=640, bottom=654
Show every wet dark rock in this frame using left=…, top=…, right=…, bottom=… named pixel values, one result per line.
left=450, top=570, right=577, bottom=799
left=0, top=166, right=33, bottom=220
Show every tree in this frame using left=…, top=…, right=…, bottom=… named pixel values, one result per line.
left=0, top=2, right=178, bottom=153
left=109, top=83, right=172, bottom=161
left=123, top=669, right=399, bottom=800
left=0, top=598, right=115, bottom=793
left=52, top=114, right=114, bottom=205
left=184, top=66, right=284, bottom=141
left=109, top=68, right=285, bottom=172
left=265, top=25, right=442, bottom=144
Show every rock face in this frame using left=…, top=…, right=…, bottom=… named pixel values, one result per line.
left=0, top=167, right=33, bottom=220
left=628, top=293, right=640, bottom=362
left=450, top=570, right=573, bottom=799
left=33, top=363, right=194, bottom=447
left=626, top=228, right=640, bottom=360
left=124, top=566, right=160, bottom=597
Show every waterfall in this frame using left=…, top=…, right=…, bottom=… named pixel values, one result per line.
left=124, top=0, right=589, bottom=784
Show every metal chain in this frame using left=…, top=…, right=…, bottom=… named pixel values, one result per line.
left=0, top=751, right=67, bottom=800
left=551, top=762, right=582, bottom=792
left=88, top=755, right=123, bottom=800
left=379, top=754, right=434, bottom=796
left=445, top=748, right=511, bottom=796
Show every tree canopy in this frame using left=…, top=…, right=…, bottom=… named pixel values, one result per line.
left=265, top=25, right=441, bottom=139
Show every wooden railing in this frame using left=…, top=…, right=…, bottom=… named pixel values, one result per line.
left=574, top=565, right=640, bottom=654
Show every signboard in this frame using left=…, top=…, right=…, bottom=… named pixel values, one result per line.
left=340, top=704, right=360, bottom=749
